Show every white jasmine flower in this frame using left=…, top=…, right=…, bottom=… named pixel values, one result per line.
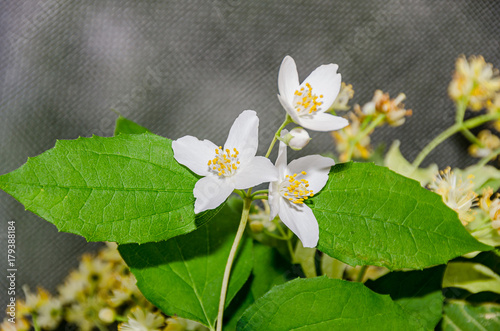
left=277, top=56, right=348, bottom=132
left=173, top=110, right=278, bottom=213
left=283, top=127, right=311, bottom=151
left=268, top=141, right=334, bottom=247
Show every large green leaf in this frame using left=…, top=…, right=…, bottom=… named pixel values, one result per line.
left=114, top=115, right=151, bottom=135
left=0, top=134, right=219, bottom=243
left=237, top=277, right=422, bottom=330
left=366, top=265, right=446, bottom=330
left=224, top=243, right=291, bottom=330
left=442, top=300, right=500, bottom=330
left=119, top=203, right=253, bottom=330
left=310, top=162, right=491, bottom=270
left=443, top=262, right=500, bottom=295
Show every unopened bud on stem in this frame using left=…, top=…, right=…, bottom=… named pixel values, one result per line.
left=282, top=127, right=311, bottom=151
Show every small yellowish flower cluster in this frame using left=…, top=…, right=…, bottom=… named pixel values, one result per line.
left=332, top=112, right=371, bottom=162
left=429, top=167, right=500, bottom=248
left=429, top=167, right=477, bottom=225
left=468, top=130, right=500, bottom=158
left=2, top=242, right=207, bottom=331
left=118, top=307, right=164, bottom=331
left=331, top=89, right=412, bottom=162
left=359, top=90, right=412, bottom=127
left=479, top=188, right=500, bottom=232
left=449, top=55, right=500, bottom=111
left=468, top=187, right=500, bottom=247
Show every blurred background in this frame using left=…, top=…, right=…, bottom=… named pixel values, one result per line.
left=1, top=0, right=499, bottom=317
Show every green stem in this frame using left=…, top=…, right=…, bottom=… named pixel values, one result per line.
left=356, top=265, right=368, bottom=282
left=455, top=97, right=467, bottom=124
left=263, top=229, right=288, bottom=240
left=265, top=115, right=293, bottom=158
left=461, top=128, right=484, bottom=147
left=216, top=197, right=252, bottom=331
left=412, top=112, right=500, bottom=169
left=251, top=189, right=269, bottom=197
left=358, top=114, right=385, bottom=141
left=276, top=223, right=295, bottom=260
left=234, top=189, right=246, bottom=199
left=252, top=195, right=268, bottom=200
left=32, top=314, right=41, bottom=331
left=359, top=114, right=373, bottom=131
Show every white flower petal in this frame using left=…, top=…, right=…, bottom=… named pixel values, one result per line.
left=301, top=63, right=341, bottom=112
left=193, top=176, right=234, bottom=214
left=278, top=200, right=319, bottom=248
left=232, top=156, right=278, bottom=190
left=277, top=93, right=301, bottom=123
left=269, top=140, right=288, bottom=221
left=275, top=138, right=288, bottom=179
left=224, top=110, right=259, bottom=161
left=268, top=181, right=280, bottom=221
left=172, top=136, right=218, bottom=176
left=278, top=56, right=300, bottom=106
left=298, top=112, right=348, bottom=132
left=287, top=155, right=335, bottom=194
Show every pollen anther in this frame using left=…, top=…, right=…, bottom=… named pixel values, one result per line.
left=208, top=146, right=241, bottom=177
left=279, top=170, right=313, bottom=204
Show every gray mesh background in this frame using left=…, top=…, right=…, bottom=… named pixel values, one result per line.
left=1, top=0, right=500, bottom=318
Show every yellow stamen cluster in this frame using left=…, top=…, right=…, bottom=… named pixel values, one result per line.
left=280, top=171, right=314, bottom=204
left=294, top=83, right=324, bottom=115
left=208, top=146, right=240, bottom=177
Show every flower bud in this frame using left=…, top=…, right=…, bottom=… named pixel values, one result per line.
left=283, top=127, right=311, bottom=151
left=249, top=220, right=264, bottom=233
left=98, top=308, right=116, bottom=324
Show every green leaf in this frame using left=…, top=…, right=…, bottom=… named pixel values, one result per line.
left=237, top=277, right=422, bottom=330
left=0, top=134, right=219, bottom=243
left=366, top=265, right=446, bottom=330
left=442, top=300, right=500, bottom=330
left=384, top=140, right=438, bottom=186
left=311, top=162, right=491, bottom=270
left=114, top=115, right=151, bottom=135
left=119, top=203, right=253, bottom=329
left=225, top=243, right=291, bottom=330
left=443, top=262, right=500, bottom=295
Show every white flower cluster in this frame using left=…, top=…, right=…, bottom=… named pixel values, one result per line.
left=173, top=56, right=347, bottom=247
